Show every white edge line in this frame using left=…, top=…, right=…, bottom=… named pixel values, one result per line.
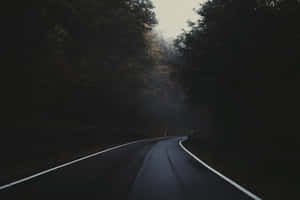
left=0, top=136, right=171, bottom=191
left=179, top=138, right=262, bottom=200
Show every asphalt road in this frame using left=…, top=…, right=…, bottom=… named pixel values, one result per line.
left=1, top=137, right=255, bottom=200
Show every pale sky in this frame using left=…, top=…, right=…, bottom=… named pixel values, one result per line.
left=151, top=0, right=205, bottom=39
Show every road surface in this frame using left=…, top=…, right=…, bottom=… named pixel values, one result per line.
left=1, top=137, right=256, bottom=200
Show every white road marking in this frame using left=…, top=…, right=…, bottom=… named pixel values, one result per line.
left=179, top=139, right=262, bottom=200
left=0, top=137, right=170, bottom=191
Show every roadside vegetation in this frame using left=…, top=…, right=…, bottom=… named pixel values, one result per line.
left=177, top=0, right=300, bottom=199
left=1, top=0, right=183, bottom=183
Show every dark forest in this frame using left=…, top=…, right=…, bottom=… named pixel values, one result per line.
left=1, top=0, right=300, bottom=199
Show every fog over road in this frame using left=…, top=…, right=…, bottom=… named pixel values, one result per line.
left=1, top=137, right=256, bottom=200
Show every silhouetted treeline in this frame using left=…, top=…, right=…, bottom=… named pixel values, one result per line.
left=3, top=0, right=158, bottom=127
left=176, top=1, right=300, bottom=197
left=1, top=0, right=162, bottom=174
left=176, top=0, right=300, bottom=149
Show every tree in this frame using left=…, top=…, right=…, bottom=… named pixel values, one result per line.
left=2, top=0, right=158, bottom=128
left=176, top=0, right=300, bottom=148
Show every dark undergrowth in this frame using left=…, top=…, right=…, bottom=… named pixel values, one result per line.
left=0, top=124, right=159, bottom=185
left=183, top=136, right=300, bottom=200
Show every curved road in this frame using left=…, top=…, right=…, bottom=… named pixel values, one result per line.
left=1, top=137, right=256, bottom=200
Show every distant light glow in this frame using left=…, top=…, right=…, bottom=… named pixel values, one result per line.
left=151, top=0, right=205, bottom=39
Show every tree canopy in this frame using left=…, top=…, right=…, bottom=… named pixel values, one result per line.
left=3, top=0, right=159, bottom=126
left=175, top=0, right=300, bottom=147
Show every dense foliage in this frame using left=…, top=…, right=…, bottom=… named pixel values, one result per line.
left=175, top=0, right=300, bottom=150
left=176, top=1, right=300, bottom=197
left=3, top=0, right=157, bottom=127
left=1, top=0, right=162, bottom=172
